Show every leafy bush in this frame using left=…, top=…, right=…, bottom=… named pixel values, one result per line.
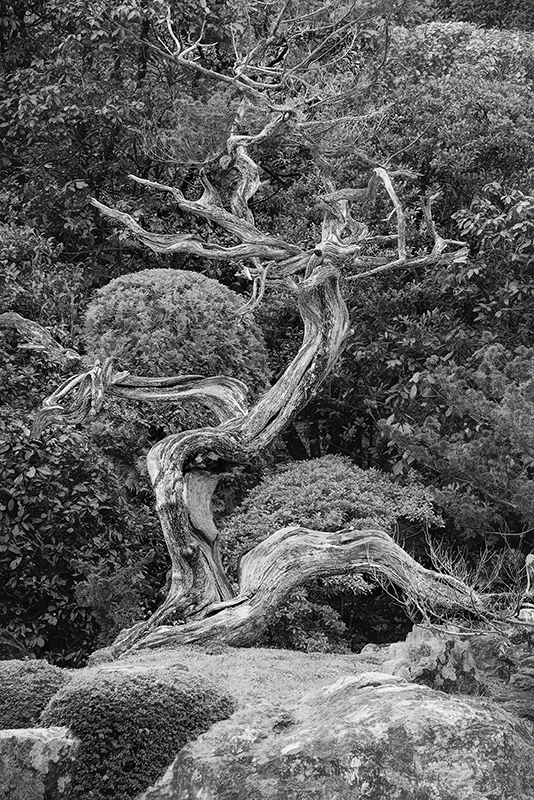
left=0, top=659, right=70, bottom=729
left=258, top=587, right=354, bottom=653
left=0, top=223, right=85, bottom=332
left=435, top=0, right=534, bottom=30
left=84, top=268, right=271, bottom=488
left=376, top=24, right=534, bottom=215
left=222, top=454, right=442, bottom=567
left=41, top=668, right=236, bottom=800
left=0, top=412, right=165, bottom=666
left=221, top=455, right=441, bottom=650
left=0, top=222, right=171, bottom=666
left=384, top=344, right=534, bottom=543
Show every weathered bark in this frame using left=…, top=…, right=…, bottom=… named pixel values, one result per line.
left=110, top=526, right=482, bottom=656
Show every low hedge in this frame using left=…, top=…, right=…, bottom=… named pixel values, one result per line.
left=40, top=667, right=236, bottom=799
left=0, top=659, right=71, bottom=728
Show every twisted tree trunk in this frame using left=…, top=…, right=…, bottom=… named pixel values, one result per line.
left=1, top=5, right=477, bottom=658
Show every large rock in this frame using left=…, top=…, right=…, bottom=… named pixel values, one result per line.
left=0, top=727, right=79, bottom=800
left=381, top=625, right=486, bottom=694
left=139, top=672, right=534, bottom=800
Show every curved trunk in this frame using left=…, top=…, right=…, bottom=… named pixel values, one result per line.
left=110, top=264, right=351, bottom=652
left=110, top=526, right=482, bottom=656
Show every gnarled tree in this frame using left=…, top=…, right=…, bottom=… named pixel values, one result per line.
left=2, top=1, right=487, bottom=658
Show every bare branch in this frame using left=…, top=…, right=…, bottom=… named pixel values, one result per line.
left=0, top=312, right=81, bottom=365
left=347, top=247, right=469, bottom=282
left=32, top=360, right=250, bottom=438
left=111, top=525, right=484, bottom=655
left=375, top=166, right=406, bottom=260
left=90, top=197, right=301, bottom=261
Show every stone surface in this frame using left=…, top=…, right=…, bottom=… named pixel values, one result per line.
left=138, top=671, right=534, bottom=800
left=477, top=628, right=534, bottom=722
left=0, top=726, right=78, bottom=800
left=380, top=625, right=486, bottom=694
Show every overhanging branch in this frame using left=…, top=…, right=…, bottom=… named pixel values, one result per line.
left=110, top=525, right=484, bottom=655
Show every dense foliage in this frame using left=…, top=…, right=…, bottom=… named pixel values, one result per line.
left=0, top=659, right=70, bottom=728
left=40, top=668, right=236, bottom=799
left=85, top=269, right=269, bottom=392
left=222, top=456, right=441, bottom=650
left=0, top=418, right=165, bottom=665
left=0, top=224, right=167, bottom=665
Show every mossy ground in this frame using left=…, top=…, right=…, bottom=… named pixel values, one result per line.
left=85, top=645, right=388, bottom=708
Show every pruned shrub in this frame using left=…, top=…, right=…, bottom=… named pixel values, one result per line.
left=84, top=268, right=270, bottom=397
left=84, top=268, right=271, bottom=492
left=221, top=455, right=442, bottom=650
left=222, top=454, right=441, bottom=569
left=0, top=659, right=70, bottom=728
left=40, top=668, right=236, bottom=799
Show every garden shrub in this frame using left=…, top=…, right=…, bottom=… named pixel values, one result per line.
left=0, top=411, right=166, bottom=666
left=84, top=268, right=270, bottom=396
left=374, top=23, right=534, bottom=218
left=222, top=454, right=442, bottom=568
left=40, top=669, right=236, bottom=800
left=0, top=659, right=70, bottom=728
left=84, top=268, right=271, bottom=491
left=221, top=455, right=442, bottom=650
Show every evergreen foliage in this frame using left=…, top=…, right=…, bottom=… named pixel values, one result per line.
left=0, top=418, right=165, bottom=665
left=40, top=669, right=236, bottom=800
left=435, top=0, right=534, bottom=30
left=85, top=268, right=269, bottom=395
left=0, top=659, right=70, bottom=729
left=0, top=225, right=166, bottom=665
left=84, top=268, right=271, bottom=488
left=384, top=345, right=534, bottom=543
left=222, top=455, right=441, bottom=650
left=222, top=455, right=441, bottom=567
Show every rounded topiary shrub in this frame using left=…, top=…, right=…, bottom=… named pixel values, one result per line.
left=84, top=268, right=271, bottom=489
left=85, top=268, right=270, bottom=397
left=0, top=659, right=71, bottom=728
left=222, top=454, right=442, bottom=569
left=221, top=455, right=442, bottom=651
left=40, top=668, right=236, bottom=800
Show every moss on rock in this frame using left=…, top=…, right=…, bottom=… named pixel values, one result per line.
left=0, top=660, right=70, bottom=729
left=40, top=667, right=236, bottom=799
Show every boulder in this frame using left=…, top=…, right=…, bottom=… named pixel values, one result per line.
left=381, top=625, right=486, bottom=694
left=479, top=628, right=534, bottom=722
left=0, top=727, right=79, bottom=800
left=138, top=671, right=534, bottom=800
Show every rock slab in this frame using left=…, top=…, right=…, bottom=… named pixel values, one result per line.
left=139, top=672, right=534, bottom=800
left=0, top=727, right=78, bottom=800
left=381, top=624, right=485, bottom=694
